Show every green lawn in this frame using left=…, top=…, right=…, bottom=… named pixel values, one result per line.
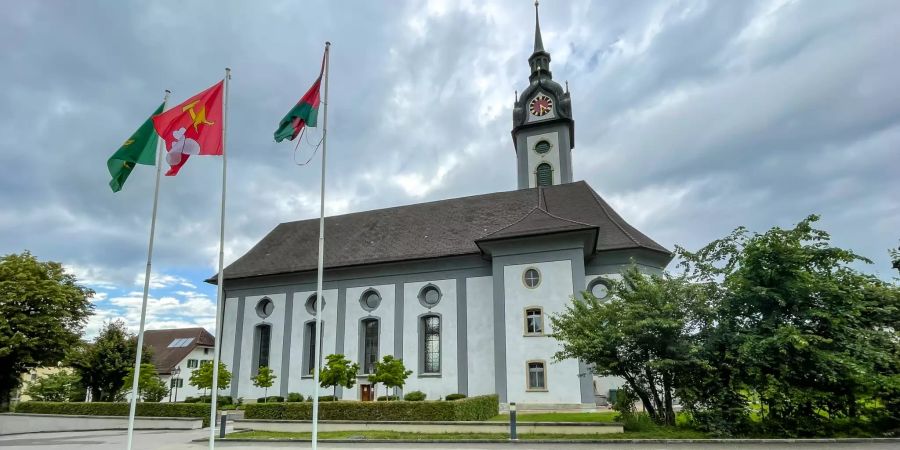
left=487, top=411, right=619, bottom=422
left=225, top=428, right=710, bottom=441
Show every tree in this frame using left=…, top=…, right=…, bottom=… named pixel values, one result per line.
left=120, top=363, right=168, bottom=402
left=0, top=251, right=93, bottom=409
left=251, top=366, right=276, bottom=401
left=890, top=244, right=900, bottom=274
left=67, top=320, right=150, bottom=402
left=551, top=265, right=709, bottom=425
left=188, top=361, right=232, bottom=397
left=319, top=354, right=359, bottom=398
left=368, top=355, right=411, bottom=400
left=23, top=370, right=82, bottom=402
left=677, top=215, right=900, bottom=436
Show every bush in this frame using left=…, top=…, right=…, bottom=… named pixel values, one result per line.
left=444, top=394, right=466, bottom=401
left=287, top=392, right=303, bottom=402
left=245, top=394, right=498, bottom=421
left=318, top=396, right=336, bottom=402
left=15, top=402, right=213, bottom=427
left=256, top=396, right=284, bottom=403
left=184, top=395, right=233, bottom=404
left=404, top=391, right=426, bottom=401
left=376, top=395, right=400, bottom=401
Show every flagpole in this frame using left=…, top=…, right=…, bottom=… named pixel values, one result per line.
left=125, top=89, right=170, bottom=450
left=311, top=41, right=331, bottom=450
left=209, top=67, right=231, bottom=449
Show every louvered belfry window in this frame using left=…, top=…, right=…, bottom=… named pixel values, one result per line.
left=536, top=163, right=552, bottom=187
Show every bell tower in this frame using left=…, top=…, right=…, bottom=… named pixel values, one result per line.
left=512, top=0, right=574, bottom=189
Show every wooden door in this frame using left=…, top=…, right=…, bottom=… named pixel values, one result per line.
left=360, top=384, right=373, bottom=402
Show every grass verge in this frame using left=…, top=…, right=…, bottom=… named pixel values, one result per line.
left=225, top=428, right=710, bottom=441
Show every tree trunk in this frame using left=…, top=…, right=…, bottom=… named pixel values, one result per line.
left=643, top=367, right=664, bottom=423
left=662, top=372, right=675, bottom=426
left=622, top=373, right=657, bottom=419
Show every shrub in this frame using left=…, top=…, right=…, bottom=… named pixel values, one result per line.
left=318, top=396, right=336, bottom=402
left=186, top=395, right=233, bottom=404
left=444, top=394, right=466, bottom=401
left=287, top=392, right=304, bottom=402
left=404, top=391, right=426, bottom=401
left=256, top=396, right=285, bottom=403
left=15, top=402, right=212, bottom=426
left=376, top=395, right=400, bottom=401
left=183, top=396, right=200, bottom=403
left=245, top=394, right=498, bottom=421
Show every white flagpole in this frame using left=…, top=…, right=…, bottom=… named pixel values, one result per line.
left=311, top=41, right=331, bottom=450
left=209, top=67, right=231, bottom=449
left=126, top=89, right=170, bottom=450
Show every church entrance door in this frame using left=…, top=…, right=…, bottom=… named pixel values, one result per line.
left=360, top=384, right=374, bottom=402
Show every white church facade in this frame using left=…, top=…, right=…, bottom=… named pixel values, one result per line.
left=216, top=3, right=671, bottom=408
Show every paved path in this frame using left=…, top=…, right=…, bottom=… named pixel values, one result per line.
left=0, top=430, right=897, bottom=450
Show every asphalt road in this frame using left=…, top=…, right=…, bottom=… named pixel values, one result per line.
left=0, top=430, right=898, bottom=450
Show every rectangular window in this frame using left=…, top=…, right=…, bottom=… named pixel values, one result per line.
left=257, top=325, right=271, bottom=369
left=525, top=308, right=543, bottom=334
left=423, top=316, right=441, bottom=373
left=187, top=359, right=198, bottom=368
left=362, top=319, right=379, bottom=374
left=170, top=378, right=183, bottom=388
left=527, top=361, right=546, bottom=390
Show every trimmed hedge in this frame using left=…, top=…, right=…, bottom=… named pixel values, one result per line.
left=15, top=402, right=213, bottom=427
left=287, top=393, right=304, bottom=402
left=403, top=391, right=426, bottom=401
left=376, top=395, right=400, bottom=401
left=245, top=394, right=498, bottom=422
left=444, top=393, right=467, bottom=401
left=184, top=395, right=233, bottom=404
left=256, top=396, right=285, bottom=403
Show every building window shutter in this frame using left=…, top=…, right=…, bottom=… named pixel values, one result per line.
left=536, top=163, right=552, bottom=186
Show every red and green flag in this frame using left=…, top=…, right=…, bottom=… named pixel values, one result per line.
left=107, top=102, right=165, bottom=192
left=274, top=53, right=325, bottom=143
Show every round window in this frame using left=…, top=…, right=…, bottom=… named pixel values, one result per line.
left=589, top=279, right=611, bottom=300
left=256, top=298, right=274, bottom=319
left=523, top=268, right=541, bottom=289
left=534, top=140, right=551, bottom=154
left=360, top=290, right=381, bottom=311
left=305, top=295, right=325, bottom=315
left=418, top=285, right=442, bottom=308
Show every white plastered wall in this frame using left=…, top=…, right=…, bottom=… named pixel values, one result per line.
left=504, top=260, right=581, bottom=404
left=466, top=276, right=495, bottom=396
left=525, top=131, right=561, bottom=187
left=237, top=293, right=286, bottom=399
left=287, top=289, right=338, bottom=397
left=342, top=284, right=395, bottom=400
left=402, top=279, right=458, bottom=400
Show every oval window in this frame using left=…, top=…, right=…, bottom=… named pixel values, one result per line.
left=256, top=298, right=274, bottom=319
left=360, top=290, right=381, bottom=311
left=534, top=140, right=551, bottom=154
left=418, top=285, right=442, bottom=308
left=523, top=268, right=541, bottom=289
left=305, top=295, right=325, bottom=315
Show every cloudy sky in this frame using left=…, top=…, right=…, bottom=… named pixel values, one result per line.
left=2, top=0, right=898, bottom=338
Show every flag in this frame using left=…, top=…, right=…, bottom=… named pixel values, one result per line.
left=274, top=54, right=325, bottom=143
left=152, top=81, right=224, bottom=176
left=107, top=103, right=166, bottom=192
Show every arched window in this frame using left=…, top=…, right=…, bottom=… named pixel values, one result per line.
left=303, top=321, right=323, bottom=376
left=422, top=315, right=441, bottom=374
left=253, top=324, right=272, bottom=374
left=360, top=318, right=379, bottom=374
left=536, top=163, right=552, bottom=187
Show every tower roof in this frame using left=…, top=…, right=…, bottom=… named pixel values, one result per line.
left=533, top=0, right=545, bottom=54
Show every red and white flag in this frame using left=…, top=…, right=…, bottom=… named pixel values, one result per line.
left=152, top=81, right=224, bottom=176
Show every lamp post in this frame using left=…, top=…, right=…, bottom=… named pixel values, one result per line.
left=173, top=366, right=181, bottom=403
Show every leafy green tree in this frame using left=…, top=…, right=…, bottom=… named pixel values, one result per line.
left=120, top=363, right=168, bottom=402
left=0, top=251, right=93, bottom=409
left=368, top=355, right=411, bottom=401
left=251, top=366, right=276, bottom=401
left=67, top=320, right=150, bottom=402
left=678, top=215, right=900, bottom=436
left=551, top=265, right=709, bottom=425
left=890, top=244, right=899, bottom=274
left=23, top=370, right=82, bottom=402
left=188, top=361, right=232, bottom=397
left=318, top=354, right=359, bottom=398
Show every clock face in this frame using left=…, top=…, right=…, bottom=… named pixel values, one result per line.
left=529, top=94, right=553, bottom=116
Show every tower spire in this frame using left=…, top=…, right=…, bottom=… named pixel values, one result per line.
left=533, top=0, right=545, bottom=54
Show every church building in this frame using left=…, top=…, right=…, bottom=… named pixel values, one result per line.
left=217, top=3, right=671, bottom=408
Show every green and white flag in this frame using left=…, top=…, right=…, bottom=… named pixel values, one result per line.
left=106, top=102, right=165, bottom=192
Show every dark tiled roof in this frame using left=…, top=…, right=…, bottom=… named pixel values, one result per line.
left=220, top=181, right=670, bottom=281
left=143, top=328, right=214, bottom=375
left=477, top=206, right=596, bottom=241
